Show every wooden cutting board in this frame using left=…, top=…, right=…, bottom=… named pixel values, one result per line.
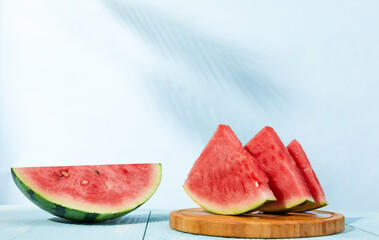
left=170, top=208, right=345, bottom=238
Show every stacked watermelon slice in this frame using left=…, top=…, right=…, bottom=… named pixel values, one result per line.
left=184, top=125, right=327, bottom=215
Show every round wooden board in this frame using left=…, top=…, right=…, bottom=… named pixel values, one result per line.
left=170, top=208, right=345, bottom=238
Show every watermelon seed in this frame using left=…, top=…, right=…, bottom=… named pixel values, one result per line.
left=255, top=181, right=259, bottom=187
left=81, top=180, right=88, bottom=185
left=95, top=170, right=100, bottom=175
left=61, top=171, right=69, bottom=177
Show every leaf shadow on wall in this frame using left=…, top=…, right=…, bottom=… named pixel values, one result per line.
left=104, top=0, right=288, bottom=139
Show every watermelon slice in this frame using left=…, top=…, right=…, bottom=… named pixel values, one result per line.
left=244, top=127, right=314, bottom=213
left=287, top=139, right=328, bottom=210
left=184, top=125, right=276, bottom=215
left=11, top=163, right=162, bottom=222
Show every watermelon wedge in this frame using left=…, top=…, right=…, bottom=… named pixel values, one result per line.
left=11, top=163, right=162, bottom=222
left=287, top=139, right=328, bottom=210
left=184, top=125, right=276, bottom=215
left=244, top=127, right=314, bottom=213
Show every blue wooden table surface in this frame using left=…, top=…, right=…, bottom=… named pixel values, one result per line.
left=0, top=206, right=378, bottom=239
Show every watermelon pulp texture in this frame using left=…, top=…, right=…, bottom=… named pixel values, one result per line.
left=287, top=140, right=328, bottom=210
left=184, top=125, right=276, bottom=215
left=12, top=163, right=161, bottom=222
left=244, top=127, right=314, bottom=212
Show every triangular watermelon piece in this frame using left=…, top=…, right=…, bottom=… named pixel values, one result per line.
left=244, top=126, right=314, bottom=213
left=184, top=125, right=276, bottom=215
left=287, top=139, right=328, bottom=210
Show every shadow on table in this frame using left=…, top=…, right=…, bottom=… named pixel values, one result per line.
left=341, top=224, right=356, bottom=234
left=148, top=214, right=169, bottom=223
left=341, top=217, right=363, bottom=234
left=324, top=217, right=363, bottom=235
left=345, top=217, right=362, bottom=225
left=49, top=214, right=148, bottom=225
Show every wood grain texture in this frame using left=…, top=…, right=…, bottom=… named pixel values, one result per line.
left=149, top=209, right=378, bottom=240
left=145, top=209, right=246, bottom=240
left=170, top=208, right=345, bottom=238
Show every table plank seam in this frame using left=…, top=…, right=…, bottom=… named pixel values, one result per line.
left=142, top=210, right=151, bottom=240
left=346, top=224, right=379, bottom=238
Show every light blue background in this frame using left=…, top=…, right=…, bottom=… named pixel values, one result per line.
left=1, top=0, right=378, bottom=211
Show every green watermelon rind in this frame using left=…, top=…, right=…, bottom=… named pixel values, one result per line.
left=11, top=164, right=162, bottom=222
left=183, top=185, right=277, bottom=215
left=292, top=201, right=328, bottom=212
left=260, top=198, right=316, bottom=213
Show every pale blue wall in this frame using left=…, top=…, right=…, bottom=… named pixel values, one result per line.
left=1, top=0, right=378, bottom=211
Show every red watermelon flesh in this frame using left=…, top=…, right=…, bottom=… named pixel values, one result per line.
left=244, top=126, right=314, bottom=212
left=12, top=164, right=161, bottom=216
left=287, top=139, right=328, bottom=210
left=184, top=125, right=276, bottom=215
